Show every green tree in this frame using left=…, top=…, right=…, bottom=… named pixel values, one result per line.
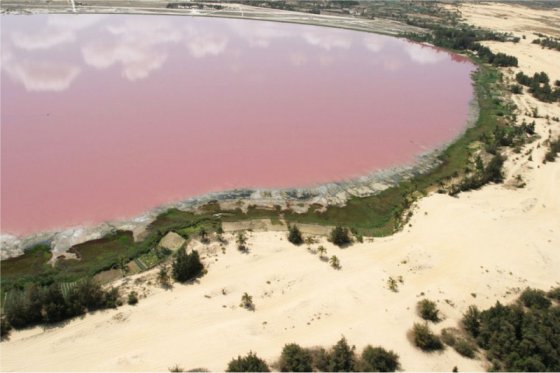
left=317, top=246, right=327, bottom=259
left=287, top=225, right=304, bottom=245
left=279, top=343, right=313, bottom=372
left=359, top=345, right=400, bottom=372
left=330, top=226, right=352, bottom=247
left=328, top=337, right=355, bottom=371
left=462, top=305, right=481, bottom=337
left=172, top=249, right=203, bottom=283
left=43, top=284, right=68, bottom=323
left=227, top=351, right=270, bottom=372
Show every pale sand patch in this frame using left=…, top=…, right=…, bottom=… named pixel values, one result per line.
left=480, top=39, right=560, bottom=80
left=456, top=2, right=560, bottom=38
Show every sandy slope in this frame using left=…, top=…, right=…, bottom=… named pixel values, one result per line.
left=457, top=2, right=560, bottom=38
left=2, top=2, right=560, bottom=372
left=2, top=157, right=559, bottom=371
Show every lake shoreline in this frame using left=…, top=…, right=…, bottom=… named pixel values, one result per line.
left=0, top=8, right=479, bottom=258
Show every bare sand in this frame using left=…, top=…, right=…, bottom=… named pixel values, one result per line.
left=1, top=2, right=560, bottom=372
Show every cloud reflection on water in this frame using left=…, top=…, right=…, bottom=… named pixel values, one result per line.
left=82, top=19, right=182, bottom=81
left=2, top=50, right=81, bottom=92
left=2, top=14, right=452, bottom=92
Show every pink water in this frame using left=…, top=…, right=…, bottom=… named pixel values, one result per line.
left=1, top=15, right=475, bottom=236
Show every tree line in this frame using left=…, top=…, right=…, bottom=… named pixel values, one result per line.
left=225, top=337, right=400, bottom=372
left=515, top=71, right=560, bottom=103
left=1, top=279, right=120, bottom=339
left=461, top=287, right=560, bottom=371
left=407, top=25, right=518, bottom=67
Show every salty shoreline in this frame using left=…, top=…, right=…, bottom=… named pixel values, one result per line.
left=0, top=8, right=479, bottom=259
left=0, top=105, right=478, bottom=259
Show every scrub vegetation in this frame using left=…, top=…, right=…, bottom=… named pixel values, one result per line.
left=460, top=287, right=560, bottom=371
left=228, top=337, right=400, bottom=372
left=1, top=279, right=120, bottom=339
left=407, top=288, right=560, bottom=370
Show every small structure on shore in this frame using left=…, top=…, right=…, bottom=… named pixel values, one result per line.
left=158, top=232, right=186, bottom=252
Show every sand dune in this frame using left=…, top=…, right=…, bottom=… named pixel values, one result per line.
left=1, top=2, right=560, bottom=372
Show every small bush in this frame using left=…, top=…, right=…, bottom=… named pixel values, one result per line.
left=359, top=345, right=400, bottom=372
left=387, top=277, right=398, bottom=292
left=236, top=231, right=248, bottom=252
left=287, top=225, right=304, bottom=245
left=329, top=255, right=341, bottom=269
left=278, top=343, right=313, bottom=372
left=511, top=84, right=523, bottom=94
left=418, top=299, right=441, bottom=322
left=441, top=328, right=458, bottom=346
left=519, top=287, right=551, bottom=309
left=0, top=317, right=12, bottom=341
left=240, top=292, right=254, bottom=311
left=168, top=364, right=184, bottom=372
left=547, top=287, right=560, bottom=301
left=330, top=226, right=352, bottom=247
left=454, top=338, right=476, bottom=358
left=411, top=323, right=444, bottom=352
left=127, top=291, right=138, bottom=305
left=226, top=351, right=270, bottom=372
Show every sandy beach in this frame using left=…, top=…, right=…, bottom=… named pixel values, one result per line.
left=1, top=2, right=559, bottom=372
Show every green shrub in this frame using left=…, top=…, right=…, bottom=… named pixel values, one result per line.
left=287, top=225, right=304, bottom=245
left=418, top=299, right=441, bottom=322
left=519, top=287, right=551, bottom=309
left=359, top=345, right=400, bottom=372
left=411, top=323, right=444, bottom=351
left=454, top=338, right=476, bottom=358
left=278, top=343, right=313, bottom=372
left=0, top=317, right=12, bottom=341
left=510, top=84, right=523, bottom=94
left=127, top=291, right=138, bottom=305
left=440, top=328, right=458, bottom=346
left=547, top=287, right=560, bottom=301
left=226, top=351, right=269, bottom=372
left=329, top=226, right=352, bottom=247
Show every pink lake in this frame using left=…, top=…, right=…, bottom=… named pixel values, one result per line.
left=1, top=14, right=475, bottom=236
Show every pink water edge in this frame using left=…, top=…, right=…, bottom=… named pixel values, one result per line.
left=1, top=14, right=475, bottom=236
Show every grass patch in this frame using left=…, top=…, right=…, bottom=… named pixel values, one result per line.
left=0, top=244, right=53, bottom=281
